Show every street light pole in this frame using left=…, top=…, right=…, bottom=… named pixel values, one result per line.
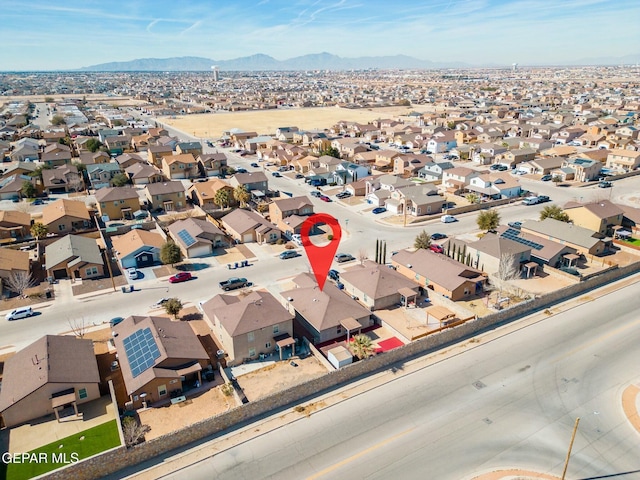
left=561, top=417, right=580, bottom=480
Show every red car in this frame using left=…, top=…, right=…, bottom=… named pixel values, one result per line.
left=169, top=272, right=193, bottom=283
left=319, top=195, right=332, bottom=202
left=429, top=244, right=444, bottom=254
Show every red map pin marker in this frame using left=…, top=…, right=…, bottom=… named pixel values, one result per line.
left=300, top=213, right=342, bottom=291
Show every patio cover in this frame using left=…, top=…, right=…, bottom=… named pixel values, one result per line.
left=51, top=389, right=76, bottom=409
left=274, top=333, right=295, bottom=348
left=175, top=362, right=203, bottom=377
left=340, top=316, right=361, bottom=331
left=398, top=287, right=418, bottom=298
left=426, top=306, right=455, bottom=323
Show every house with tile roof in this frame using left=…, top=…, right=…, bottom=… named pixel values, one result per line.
left=520, top=218, right=608, bottom=256
left=0, top=335, right=100, bottom=427
left=201, top=290, right=294, bottom=365
left=167, top=217, right=226, bottom=257
left=95, top=186, right=141, bottom=221
left=0, top=210, right=31, bottom=241
left=0, top=247, right=30, bottom=283
left=45, top=234, right=104, bottom=280
left=42, top=164, right=84, bottom=194
left=41, top=198, right=91, bottom=234
left=112, top=316, right=210, bottom=409
left=111, top=229, right=165, bottom=269
left=162, top=153, right=199, bottom=180
left=144, top=181, right=186, bottom=211
left=563, top=200, right=624, bottom=235
left=220, top=208, right=281, bottom=244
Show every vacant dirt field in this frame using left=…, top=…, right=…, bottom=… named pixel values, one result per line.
left=161, top=105, right=427, bottom=139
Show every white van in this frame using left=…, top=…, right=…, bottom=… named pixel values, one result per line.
left=6, top=307, right=34, bottom=321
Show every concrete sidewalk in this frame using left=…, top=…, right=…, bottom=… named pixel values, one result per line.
left=120, top=273, right=640, bottom=480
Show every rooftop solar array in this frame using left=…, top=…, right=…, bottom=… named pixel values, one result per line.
left=501, top=228, right=544, bottom=251
left=123, top=327, right=161, bottom=378
left=177, top=229, right=196, bottom=247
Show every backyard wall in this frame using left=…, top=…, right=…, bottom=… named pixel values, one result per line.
left=43, top=259, right=640, bottom=480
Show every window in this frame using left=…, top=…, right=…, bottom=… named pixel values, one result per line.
left=101, top=202, right=106, bottom=208
left=249, top=348, right=256, bottom=357
left=85, top=267, right=98, bottom=276
left=247, top=331, right=254, bottom=342
left=336, top=326, right=342, bottom=334
left=78, top=388, right=87, bottom=399
left=58, top=224, right=66, bottom=231
left=265, top=342, right=271, bottom=349
left=113, top=201, right=119, bottom=206
left=158, top=385, right=167, bottom=396
left=273, top=325, right=279, bottom=334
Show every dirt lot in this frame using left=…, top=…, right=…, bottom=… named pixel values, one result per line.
left=139, top=385, right=230, bottom=441
left=161, top=105, right=421, bottom=139
left=238, top=356, right=329, bottom=402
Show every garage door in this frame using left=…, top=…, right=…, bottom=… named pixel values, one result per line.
left=242, top=233, right=253, bottom=243
left=136, top=253, right=155, bottom=268
left=53, top=269, right=68, bottom=280
left=188, top=245, right=212, bottom=258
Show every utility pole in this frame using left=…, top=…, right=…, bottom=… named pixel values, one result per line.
left=561, top=417, right=580, bottom=480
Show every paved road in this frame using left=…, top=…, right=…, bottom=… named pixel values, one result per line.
left=155, top=280, right=640, bottom=480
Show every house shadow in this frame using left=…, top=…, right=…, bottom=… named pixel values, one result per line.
left=181, top=312, right=203, bottom=322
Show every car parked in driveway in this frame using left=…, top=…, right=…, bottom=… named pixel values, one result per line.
left=372, top=207, right=387, bottom=214
left=250, top=163, right=259, bottom=168
left=272, top=172, right=282, bottom=177
left=429, top=244, right=444, bottom=254
left=169, top=272, right=193, bottom=283
left=336, top=191, right=351, bottom=199
left=126, top=267, right=139, bottom=280
left=335, top=253, right=355, bottom=263
left=279, top=250, right=301, bottom=260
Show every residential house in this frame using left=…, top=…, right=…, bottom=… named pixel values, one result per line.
left=280, top=273, right=373, bottom=344
left=426, top=131, right=457, bottom=153
left=442, top=166, right=481, bottom=194
left=112, top=315, right=210, bottom=408
left=417, top=160, right=454, bottom=182
left=111, top=229, right=165, bottom=269
left=467, top=172, right=522, bottom=199
left=374, top=150, right=400, bottom=168
left=125, top=162, right=164, bottom=185
left=228, top=172, right=269, bottom=193
left=495, top=225, right=577, bottom=268
left=332, top=162, right=370, bottom=185
left=0, top=210, right=31, bottom=241
left=393, top=154, right=430, bottom=176
left=0, top=335, right=100, bottom=427
left=42, top=164, right=83, bottom=194
left=147, top=145, right=174, bottom=168
left=201, top=290, right=294, bottom=366
left=168, top=217, right=226, bottom=258
left=517, top=157, right=564, bottom=175
left=40, top=150, right=72, bottom=168
left=606, top=149, right=640, bottom=171
left=269, top=196, right=314, bottom=236
left=86, top=163, right=123, bottom=189
left=339, top=261, right=420, bottom=310
left=520, top=218, right=608, bottom=256
left=519, top=137, right=553, bottom=151
left=94, top=186, right=141, bottom=221
left=174, top=142, right=202, bottom=157
left=144, top=181, right=186, bottom=211
left=556, top=158, right=601, bottom=182
left=42, top=198, right=91, bottom=234
left=9, top=138, right=39, bottom=162
left=0, top=248, right=30, bottom=285
left=220, top=208, right=281, bottom=244
left=564, top=200, right=624, bottom=236
left=114, top=153, right=145, bottom=170
left=462, top=233, right=531, bottom=276
left=104, top=135, right=131, bottom=155
left=391, top=249, right=486, bottom=301
left=162, top=153, right=199, bottom=180
left=0, top=174, right=38, bottom=200
left=45, top=234, right=104, bottom=280
left=77, top=151, right=110, bottom=166
left=188, top=178, right=235, bottom=210
left=198, top=153, right=227, bottom=177
left=494, top=148, right=537, bottom=168
left=386, top=184, right=444, bottom=217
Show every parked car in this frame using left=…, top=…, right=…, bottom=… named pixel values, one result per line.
left=372, top=207, right=387, bottom=214
left=250, top=163, right=259, bottom=168
left=496, top=165, right=509, bottom=171
left=219, top=277, right=249, bottom=291
left=598, top=181, right=612, bottom=188
left=508, top=221, right=522, bottom=229
left=335, top=253, right=355, bottom=263
left=538, top=195, right=550, bottom=203
left=236, top=168, right=248, bottom=174
left=126, top=267, right=139, bottom=280
left=151, top=298, right=170, bottom=308
left=5, top=307, right=34, bottom=321
left=279, top=250, right=300, bottom=260
left=310, top=190, right=322, bottom=197
left=295, top=173, right=305, bottom=179
left=490, top=164, right=501, bottom=170
left=319, top=195, right=332, bottom=202
left=110, top=317, right=124, bottom=328
left=441, top=214, right=457, bottom=223
left=328, top=269, right=340, bottom=281
left=32, top=199, right=43, bottom=205
left=540, top=174, right=553, bottom=181
left=429, top=244, right=444, bottom=254
left=336, top=191, right=352, bottom=199
left=272, top=172, right=282, bottom=178
left=522, top=196, right=540, bottom=205
left=430, top=232, right=447, bottom=240
left=291, top=234, right=303, bottom=246
left=169, top=272, right=193, bottom=283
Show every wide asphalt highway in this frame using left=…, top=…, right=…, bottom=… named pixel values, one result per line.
left=157, top=280, right=640, bottom=480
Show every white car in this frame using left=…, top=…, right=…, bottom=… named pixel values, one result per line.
left=126, top=267, right=139, bottom=280
left=441, top=214, right=457, bottom=223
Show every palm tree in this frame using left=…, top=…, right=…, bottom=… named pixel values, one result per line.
left=213, top=189, right=231, bottom=209
left=233, top=185, right=250, bottom=208
left=30, top=222, right=48, bottom=261
left=351, top=334, right=374, bottom=360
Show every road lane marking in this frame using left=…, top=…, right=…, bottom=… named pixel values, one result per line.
left=552, top=316, right=640, bottom=363
left=305, top=428, right=414, bottom=480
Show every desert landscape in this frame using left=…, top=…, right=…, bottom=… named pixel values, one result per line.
left=160, top=105, right=430, bottom=139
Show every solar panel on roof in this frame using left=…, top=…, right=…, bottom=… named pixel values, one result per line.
left=123, top=327, right=161, bottom=378
left=177, top=229, right=196, bottom=247
left=500, top=229, right=543, bottom=250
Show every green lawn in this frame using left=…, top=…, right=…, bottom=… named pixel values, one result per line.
left=623, top=237, right=640, bottom=246
left=3, top=420, right=121, bottom=480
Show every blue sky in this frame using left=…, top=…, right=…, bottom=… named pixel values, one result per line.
left=2, top=0, right=638, bottom=70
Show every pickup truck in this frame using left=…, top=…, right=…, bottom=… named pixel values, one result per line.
left=219, top=277, right=249, bottom=291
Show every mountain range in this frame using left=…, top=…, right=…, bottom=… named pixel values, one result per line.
left=79, top=52, right=640, bottom=72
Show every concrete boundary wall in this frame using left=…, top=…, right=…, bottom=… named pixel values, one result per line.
left=43, top=260, right=640, bottom=480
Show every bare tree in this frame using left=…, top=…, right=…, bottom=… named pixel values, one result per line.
left=493, top=253, right=521, bottom=296
left=122, top=417, right=151, bottom=447
left=5, top=271, right=34, bottom=297
left=15, top=201, right=34, bottom=214
left=68, top=316, right=88, bottom=338
left=358, top=248, right=368, bottom=265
